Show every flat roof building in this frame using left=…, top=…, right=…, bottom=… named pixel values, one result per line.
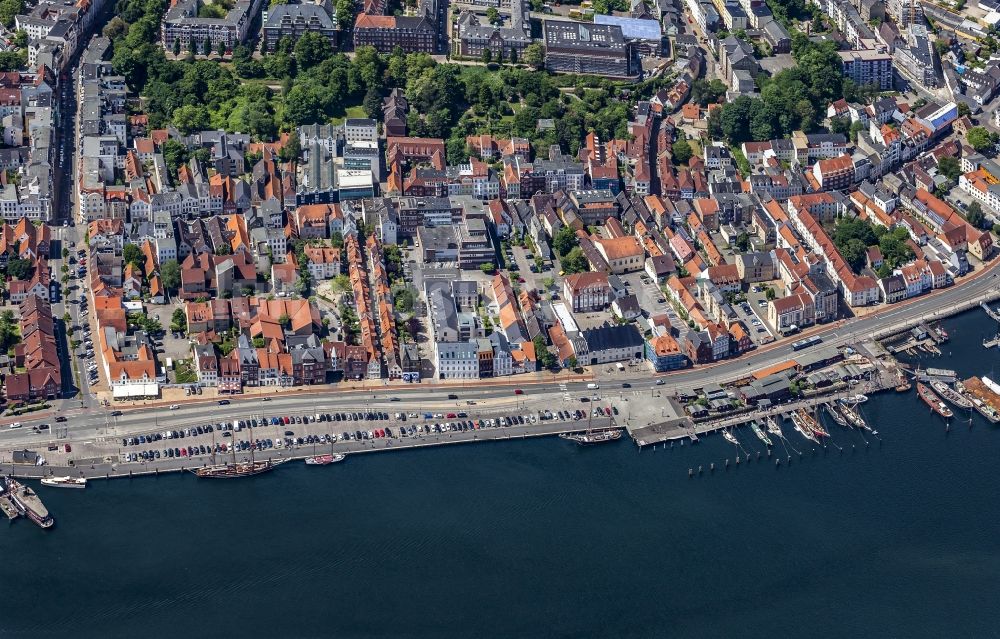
left=542, top=20, right=636, bottom=78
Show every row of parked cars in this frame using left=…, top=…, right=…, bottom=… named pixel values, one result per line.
left=125, top=433, right=343, bottom=462
left=117, top=404, right=620, bottom=462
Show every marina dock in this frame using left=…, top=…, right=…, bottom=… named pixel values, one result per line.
left=627, top=385, right=878, bottom=447
left=981, top=302, right=1000, bottom=323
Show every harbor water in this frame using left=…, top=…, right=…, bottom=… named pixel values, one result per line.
left=2, top=309, right=1000, bottom=637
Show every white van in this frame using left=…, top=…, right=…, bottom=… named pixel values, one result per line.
left=587, top=383, right=599, bottom=390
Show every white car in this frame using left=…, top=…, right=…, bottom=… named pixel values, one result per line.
left=169, top=404, right=179, bottom=410
left=656, top=379, right=665, bottom=386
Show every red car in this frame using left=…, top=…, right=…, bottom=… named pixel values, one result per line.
left=377, top=429, right=384, bottom=438
left=514, top=389, right=524, bottom=395
left=446, top=413, right=456, bottom=418
left=282, top=416, right=290, bottom=424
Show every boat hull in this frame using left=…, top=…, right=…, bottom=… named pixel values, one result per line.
left=192, top=458, right=290, bottom=478
left=559, top=429, right=622, bottom=445
left=40, top=477, right=86, bottom=489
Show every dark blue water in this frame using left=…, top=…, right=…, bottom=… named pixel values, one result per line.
left=2, top=310, right=1000, bottom=638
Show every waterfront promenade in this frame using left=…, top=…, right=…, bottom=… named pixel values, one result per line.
left=5, top=416, right=616, bottom=481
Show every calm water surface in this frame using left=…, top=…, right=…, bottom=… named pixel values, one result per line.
left=2, top=310, right=999, bottom=638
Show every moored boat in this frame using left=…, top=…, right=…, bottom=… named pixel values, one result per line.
left=930, top=380, right=973, bottom=410
left=3, top=476, right=53, bottom=528
left=40, top=476, right=87, bottom=489
left=843, top=394, right=868, bottom=404
left=824, top=403, right=848, bottom=427
left=721, top=429, right=739, bottom=445
left=765, top=416, right=782, bottom=438
left=192, top=458, right=290, bottom=478
left=559, top=429, right=623, bottom=445
left=305, top=453, right=346, bottom=466
left=839, top=402, right=871, bottom=431
left=796, top=409, right=828, bottom=438
left=790, top=412, right=819, bottom=444
left=750, top=421, right=772, bottom=446
left=917, top=382, right=953, bottom=419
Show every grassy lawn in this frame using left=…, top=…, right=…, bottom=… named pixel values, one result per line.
left=174, top=359, right=198, bottom=384
left=330, top=105, right=368, bottom=125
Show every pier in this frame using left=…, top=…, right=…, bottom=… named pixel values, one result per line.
left=3, top=417, right=615, bottom=482
left=981, top=301, right=1000, bottom=324
left=628, top=383, right=883, bottom=447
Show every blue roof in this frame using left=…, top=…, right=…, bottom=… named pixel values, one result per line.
left=593, top=15, right=662, bottom=40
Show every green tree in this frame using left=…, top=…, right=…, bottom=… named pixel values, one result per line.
left=937, top=156, right=961, bottom=182
left=217, top=39, right=227, bottom=57
left=765, top=287, right=776, bottom=300
left=736, top=232, right=750, bottom=252
left=394, top=288, right=415, bottom=313
left=479, top=262, right=495, bottom=274
left=672, top=136, right=693, bottom=164
left=486, top=6, right=500, bottom=23
left=481, top=48, right=492, bottom=65
left=957, top=102, right=971, bottom=117
left=160, top=259, right=180, bottom=291
left=967, top=126, right=998, bottom=153
left=173, top=37, right=181, bottom=56
left=172, top=104, right=210, bottom=135
left=363, top=85, right=383, bottom=119
left=0, top=0, right=25, bottom=28
left=294, top=31, right=333, bottom=69
left=533, top=334, right=556, bottom=368
left=966, top=201, right=985, bottom=228
left=562, top=246, right=589, bottom=274
left=830, top=116, right=851, bottom=137
left=5, top=257, right=30, bottom=280
left=123, top=243, right=144, bottom=270
left=523, top=43, right=545, bottom=69
left=170, top=307, right=187, bottom=333
left=552, top=226, right=578, bottom=256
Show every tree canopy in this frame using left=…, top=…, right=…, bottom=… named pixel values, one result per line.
left=967, top=126, right=998, bottom=153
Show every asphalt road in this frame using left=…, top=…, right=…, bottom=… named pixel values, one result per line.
left=2, top=259, right=998, bottom=452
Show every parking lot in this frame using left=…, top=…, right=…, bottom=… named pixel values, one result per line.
left=625, top=271, right=687, bottom=332
left=742, top=282, right=781, bottom=344
left=112, top=404, right=621, bottom=465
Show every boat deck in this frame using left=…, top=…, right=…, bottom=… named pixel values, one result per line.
left=962, top=377, right=1000, bottom=414
left=0, top=495, right=18, bottom=520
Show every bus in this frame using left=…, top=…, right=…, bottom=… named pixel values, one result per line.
left=790, top=336, right=823, bottom=351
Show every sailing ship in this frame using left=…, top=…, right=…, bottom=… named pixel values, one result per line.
left=917, top=382, right=953, bottom=419
left=790, top=411, right=819, bottom=444
left=40, top=476, right=87, bottom=489
left=750, top=421, right=772, bottom=446
left=838, top=402, right=871, bottom=431
left=824, top=403, right=848, bottom=427
left=796, top=409, right=829, bottom=439
left=765, top=415, right=782, bottom=438
left=559, top=429, right=623, bottom=445
left=929, top=380, right=973, bottom=410
left=721, top=428, right=739, bottom=445
left=192, top=421, right=289, bottom=478
left=305, top=453, right=346, bottom=466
